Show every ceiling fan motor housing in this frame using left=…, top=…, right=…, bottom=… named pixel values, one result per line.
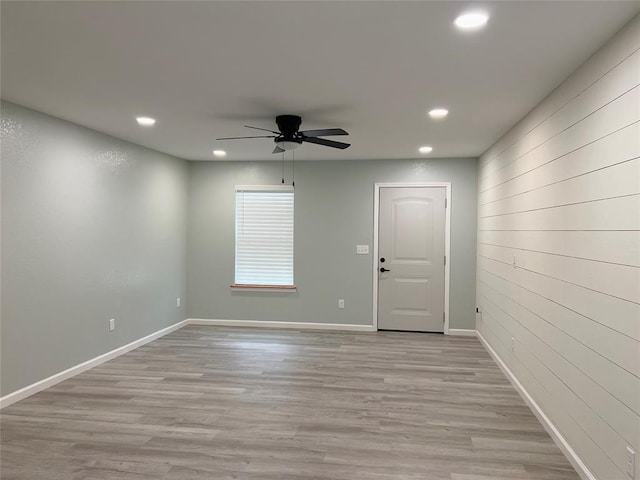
left=276, top=115, right=302, bottom=137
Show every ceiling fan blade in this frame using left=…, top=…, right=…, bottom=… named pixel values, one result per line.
left=245, top=125, right=280, bottom=134
left=273, top=145, right=285, bottom=154
left=216, top=135, right=277, bottom=140
left=300, top=128, right=348, bottom=137
left=302, top=136, right=351, bottom=149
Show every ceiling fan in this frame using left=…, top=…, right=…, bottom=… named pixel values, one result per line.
left=216, top=115, right=350, bottom=153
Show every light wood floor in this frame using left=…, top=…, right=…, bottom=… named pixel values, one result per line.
left=1, top=326, right=580, bottom=480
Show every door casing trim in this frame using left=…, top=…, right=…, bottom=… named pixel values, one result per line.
left=373, top=182, right=452, bottom=334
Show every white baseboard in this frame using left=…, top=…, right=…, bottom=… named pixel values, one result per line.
left=476, top=331, right=596, bottom=480
left=188, top=318, right=376, bottom=332
left=447, top=328, right=476, bottom=336
left=0, top=320, right=189, bottom=410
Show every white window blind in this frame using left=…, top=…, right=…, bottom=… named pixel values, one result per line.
left=235, top=186, right=294, bottom=286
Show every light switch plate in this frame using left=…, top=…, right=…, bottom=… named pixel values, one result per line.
left=356, top=245, right=369, bottom=255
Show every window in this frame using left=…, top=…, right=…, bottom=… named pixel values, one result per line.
left=233, top=185, right=294, bottom=289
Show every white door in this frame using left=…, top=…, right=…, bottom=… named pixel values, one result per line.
left=378, top=187, right=446, bottom=332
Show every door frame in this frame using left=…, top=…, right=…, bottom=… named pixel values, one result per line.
left=373, top=182, right=452, bottom=333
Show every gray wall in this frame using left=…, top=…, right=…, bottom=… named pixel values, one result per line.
left=187, top=158, right=478, bottom=329
left=1, top=101, right=189, bottom=395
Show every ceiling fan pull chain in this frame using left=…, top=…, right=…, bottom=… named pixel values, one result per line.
left=281, top=151, right=285, bottom=184
left=292, top=150, right=295, bottom=188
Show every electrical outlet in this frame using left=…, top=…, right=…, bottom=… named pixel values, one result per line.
left=176, top=297, right=181, bottom=308
left=338, top=299, right=345, bottom=309
left=109, top=318, right=115, bottom=332
left=475, top=307, right=482, bottom=326
left=627, top=446, right=636, bottom=479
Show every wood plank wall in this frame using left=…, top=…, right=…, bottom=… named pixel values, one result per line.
left=476, top=16, right=640, bottom=480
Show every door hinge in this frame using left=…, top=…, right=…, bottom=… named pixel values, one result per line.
left=443, top=311, right=445, bottom=323
left=445, top=198, right=447, bottom=208
left=444, top=255, right=446, bottom=266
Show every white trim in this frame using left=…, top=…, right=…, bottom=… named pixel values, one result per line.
left=373, top=182, right=452, bottom=334
left=476, top=331, right=596, bottom=480
left=230, top=286, right=297, bottom=293
left=443, top=184, right=451, bottom=334
left=447, top=329, right=476, bottom=337
left=0, top=320, right=189, bottom=410
left=188, top=318, right=376, bottom=332
left=373, top=185, right=381, bottom=330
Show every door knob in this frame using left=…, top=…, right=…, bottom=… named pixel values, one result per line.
left=380, top=267, right=391, bottom=273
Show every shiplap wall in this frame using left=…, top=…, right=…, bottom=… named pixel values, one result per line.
left=476, top=15, right=640, bottom=480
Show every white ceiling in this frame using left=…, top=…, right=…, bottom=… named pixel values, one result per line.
left=2, top=1, right=639, bottom=161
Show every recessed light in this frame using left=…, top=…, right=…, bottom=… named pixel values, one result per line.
left=213, top=150, right=227, bottom=158
left=136, top=116, right=156, bottom=126
left=429, top=108, right=449, bottom=119
left=454, top=11, right=489, bottom=31
left=419, top=146, right=433, bottom=154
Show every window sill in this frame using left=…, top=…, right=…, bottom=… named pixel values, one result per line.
left=230, top=284, right=297, bottom=293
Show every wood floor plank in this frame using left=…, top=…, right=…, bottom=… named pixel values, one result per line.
left=0, top=326, right=580, bottom=479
